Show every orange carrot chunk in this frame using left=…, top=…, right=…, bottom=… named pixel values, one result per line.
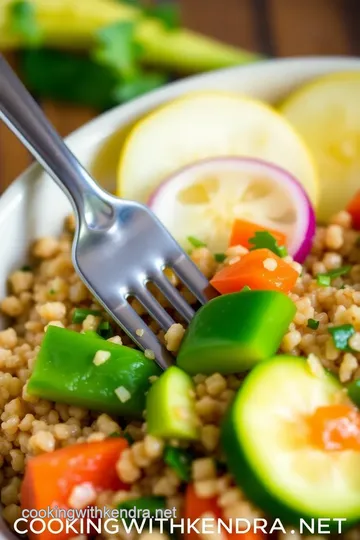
left=308, top=404, right=360, bottom=452
left=229, top=219, right=287, bottom=249
left=21, top=438, right=128, bottom=540
left=347, top=192, right=360, bottom=230
left=210, top=248, right=298, bottom=295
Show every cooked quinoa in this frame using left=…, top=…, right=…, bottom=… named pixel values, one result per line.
left=0, top=210, right=360, bottom=539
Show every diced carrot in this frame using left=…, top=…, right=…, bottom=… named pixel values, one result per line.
left=210, top=248, right=298, bottom=295
left=347, top=192, right=360, bottom=230
left=229, top=219, right=287, bottom=249
left=184, top=484, right=264, bottom=540
left=308, top=404, right=360, bottom=451
left=21, top=438, right=128, bottom=540
left=184, top=484, right=221, bottom=540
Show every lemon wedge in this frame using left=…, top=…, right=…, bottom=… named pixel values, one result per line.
left=117, top=92, right=318, bottom=206
left=280, top=72, right=360, bottom=222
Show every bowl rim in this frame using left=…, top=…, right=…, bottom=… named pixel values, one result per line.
left=2, top=55, right=360, bottom=209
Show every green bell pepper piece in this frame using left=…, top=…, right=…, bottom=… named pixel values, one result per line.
left=146, top=366, right=198, bottom=440
left=177, top=290, right=296, bottom=375
left=27, top=326, right=161, bottom=418
left=348, top=379, right=360, bottom=408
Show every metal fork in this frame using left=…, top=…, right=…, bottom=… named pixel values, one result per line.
left=0, top=55, right=216, bottom=370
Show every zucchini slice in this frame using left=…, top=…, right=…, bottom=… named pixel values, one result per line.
left=221, top=355, right=360, bottom=525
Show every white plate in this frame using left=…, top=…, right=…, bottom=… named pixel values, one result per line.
left=1, top=56, right=360, bottom=539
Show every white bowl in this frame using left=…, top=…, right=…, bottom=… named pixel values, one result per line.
left=1, top=56, right=360, bottom=538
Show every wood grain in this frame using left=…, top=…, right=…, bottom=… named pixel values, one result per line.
left=0, top=53, right=32, bottom=189
left=268, top=0, right=351, bottom=56
left=0, top=0, right=357, bottom=192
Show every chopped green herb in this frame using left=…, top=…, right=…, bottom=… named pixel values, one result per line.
left=164, top=446, right=192, bottom=482
left=214, top=253, right=226, bottom=263
left=187, top=236, right=207, bottom=248
left=72, top=308, right=102, bottom=324
left=145, top=3, right=180, bottom=30
left=317, top=266, right=351, bottom=287
left=49, top=289, right=55, bottom=295
left=249, top=231, right=288, bottom=257
left=329, top=324, right=355, bottom=351
left=9, top=0, right=43, bottom=45
left=92, top=21, right=142, bottom=78
left=307, top=318, right=319, bottom=330
left=241, top=286, right=251, bottom=292
left=98, top=321, right=114, bottom=340
left=20, top=265, right=32, bottom=272
left=113, top=71, right=168, bottom=102
left=109, top=431, right=134, bottom=444
left=317, top=274, right=331, bottom=287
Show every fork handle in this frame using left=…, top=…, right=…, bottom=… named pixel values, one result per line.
left=0, top=54, right=109, bottom=226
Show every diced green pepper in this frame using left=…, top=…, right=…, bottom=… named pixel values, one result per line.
left=329, top=324, right=355, bottom=351
left=146, top=366, right=199, bottom=440
left=347, top=380, right=360, bottom=408
left=177, top=290, right=296, bottom=375
left=27, top=326, right=161, bottom=418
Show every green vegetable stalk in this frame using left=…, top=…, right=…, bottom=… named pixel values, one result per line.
left=0, top=0, right=262, bottom=73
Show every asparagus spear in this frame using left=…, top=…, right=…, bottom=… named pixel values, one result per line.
left=0, top=0, right=262, bottom=73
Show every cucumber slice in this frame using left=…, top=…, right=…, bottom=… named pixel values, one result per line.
left=348, top=379, right=360, bottom=408
left=221, top=355, right=360, bottom=524
left=146, top=366, right=199, bottom=440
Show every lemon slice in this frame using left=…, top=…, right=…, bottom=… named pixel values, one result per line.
left=148, top=157, right=315, bottom=258
left=280, top=72, right=360, bottom=222
left=117, top=92, right=318, bottom=206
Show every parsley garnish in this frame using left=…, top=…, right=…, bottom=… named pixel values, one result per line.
left=92, top=21, right=142, bottom=78
left=316, top=265, right=351, bottom=287
left=20, top=265, right=32, bottom=272
left=187, top=236, right=207, bottom=248
left=214, top=253, right=226, bottom=263
left=328, top=324, right=355, bottom=351
left=249, top=231, right=287, bottom=257
left=307, top=318, right=319, bottom=330
left=9, top=0, right=42, bottom=45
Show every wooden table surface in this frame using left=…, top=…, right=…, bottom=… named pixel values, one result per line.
left=0, top=0, right=359, bottom=192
